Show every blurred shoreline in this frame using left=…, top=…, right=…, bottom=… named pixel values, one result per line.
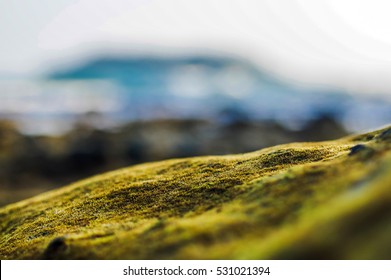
left=0, top=115, right=347, bottom=206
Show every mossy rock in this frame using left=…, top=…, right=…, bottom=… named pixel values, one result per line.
left=1, top=126, right=391, bottom=259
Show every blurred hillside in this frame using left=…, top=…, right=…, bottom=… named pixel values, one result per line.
left=48, top=56, right=391, bottom=132
left=2, top=56, right=391, bottom=135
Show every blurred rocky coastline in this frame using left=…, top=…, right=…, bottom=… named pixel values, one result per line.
left=0, top=115, right=347, bottom=206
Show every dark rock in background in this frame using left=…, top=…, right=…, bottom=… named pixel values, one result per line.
left=0, top=116, right=347, bottom=206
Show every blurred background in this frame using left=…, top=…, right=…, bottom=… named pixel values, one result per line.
left=1, top=0, right=391, bottom=206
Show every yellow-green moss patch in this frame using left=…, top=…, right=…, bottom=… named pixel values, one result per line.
left=1, top=126, right=391, bottom=259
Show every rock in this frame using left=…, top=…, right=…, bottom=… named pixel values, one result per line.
left=1, top=126, right=391, bottom=259
left=348, top=144, right=374, bottom=159
left=377, top=128, right=391, bottom=141
left=43, top=236, right=68, bottom=259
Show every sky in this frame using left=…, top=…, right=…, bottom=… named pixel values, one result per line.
left=2, top=0, right=391, bottom=96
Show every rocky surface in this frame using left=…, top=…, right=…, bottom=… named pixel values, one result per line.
left=1, top=126, right=391, bottom=259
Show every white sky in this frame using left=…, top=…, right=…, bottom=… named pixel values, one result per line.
left=2, top=0, right=391, bottom=95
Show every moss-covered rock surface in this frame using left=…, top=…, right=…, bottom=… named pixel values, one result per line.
left=1, top=126, right=391, bottom=259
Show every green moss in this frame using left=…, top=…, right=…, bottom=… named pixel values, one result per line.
left=1, top=126, right=391, bottom=259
